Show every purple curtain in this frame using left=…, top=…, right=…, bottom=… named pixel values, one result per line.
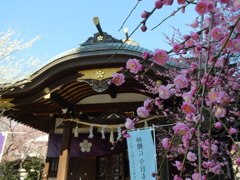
left=47, top=133, right=127, bottom=157
left=0, top=134, right=4, bottom=153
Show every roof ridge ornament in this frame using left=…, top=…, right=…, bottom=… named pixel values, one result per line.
left=81, top=17, right=122, bottom=46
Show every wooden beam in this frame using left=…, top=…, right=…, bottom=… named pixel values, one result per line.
left=108, top=85, right=116, bottom=98
left=49, top=92, right=70, bottom=109
left=73, top=102, right=143, bottom=113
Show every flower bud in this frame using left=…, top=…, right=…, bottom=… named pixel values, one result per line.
left=182, top=6, right=185, bottom=13
left=182, top=50, right=187, bottom=54
left=150, top=63, right=155, bottom=67
left=142, top=51, right=150, bottom=59
left=141, top=24, right=147, bottom=32
left=141, top=11, right=150, bottom=18
left=214, top=122, right=222, bottom=129
left=155, top=0, right=164, bottom=9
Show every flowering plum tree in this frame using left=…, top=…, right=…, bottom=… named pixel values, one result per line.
left=0, top=29, right=45, bottom=179
left=0, top=117, right=47, bottom=180
left=0, top=29, right=41, bottom=97
left=109, top=0, right=240, bottom=179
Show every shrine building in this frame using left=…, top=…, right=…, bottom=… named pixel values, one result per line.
left=0, top=18, right=174, bottom=180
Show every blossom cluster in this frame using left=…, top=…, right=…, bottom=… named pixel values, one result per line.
left=110, top=0, right=240, bottom=179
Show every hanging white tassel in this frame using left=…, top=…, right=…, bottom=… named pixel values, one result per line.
left=110, top=129, right=114, bottom=143
left=88, top=125, right=94, bottom=139
left=117, top=126, right=122, bottom=140
left=74, top=125, right=79, bottom=137
left=144, top=121, right=149, bottom=128
left=101, top=126, right=106, bottom=139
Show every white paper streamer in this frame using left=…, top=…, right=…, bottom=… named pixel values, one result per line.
left=74, top=125, right=78, bottom=137
left=101, top=126, right=106, bottom=139
left=88, top=125, right=94, bottom=139
left=144, top=121, right=149, bottom=128
left=110, top=130, right=114, bottom=143
left=117, top=126, right=122, bottom=140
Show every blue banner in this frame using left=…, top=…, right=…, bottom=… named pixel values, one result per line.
left=127, top=129, right=156, bottom=180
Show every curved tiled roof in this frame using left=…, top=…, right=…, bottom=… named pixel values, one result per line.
left=1, top=37, right=175, bottom=133
left=40, top=43, right=152, bottom=69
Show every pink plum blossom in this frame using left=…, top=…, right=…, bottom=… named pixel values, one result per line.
left=143, top=99, right=153, bottom=111
left=192, top=173, right=201, bottom=180
left=182, top=136, right=189, bottom=148
left=193, top=114, right=205, bottom=123
left=201, top=74, right=213, bottom=86
left=112, top=73, right=125, bottom=86
left=173, top=175, right=183, bottom=180
left=195, top=45, right=202, bottom=52
left=211, top=27, right=223, bottom=41
left=175, top=161, right=185, bottom=171
left=230, top=39, right=240, bottom=53
left=151, top=172, right=157, bottom=177
left=162, top=138, right=171, bottom=149
left=207, top=91, right=218, bottom=103
left=153, top=49, right=169, bottom=65
left=173, top=122, right=190, bottom=135
left=182, top=92, right=193, bottom=103
left=181, top=102, right=197, bottom=114
left=137, top=106, right=149, bottom=118
left=142, top=51, right=150, bottom=59
left=173, top=43, right=182, bottom=53
left=229, top=127, right=237, bottom=134
left=202, top=161, right=215, bottom=168
left=208, top=57, right=215, bottom=66
left=210, top=164, right=221, bottom=174
left=126, top=58, right=142, bottom=74
left=207, top=2, right=215, bottom=12
left=234, top=0, right=240, bottom=9
left=214, top=122, right=222, bottom=129
left=217, top=91, right=229, bottom=106
left=190, top=31, right=199, bottom=40
left=174, top=75, right=189, bottom=89
left=185, top=39, right=194, bottom=48
left=213, top=77, right=223, bottom=85
left=163, top=0, right=173, bottom=5
left=122, top=130, right=130, bottom=138
left=158, top=85, right=171, bottom=99
left=190, top=18, right=199, bottom=28
left=187, top=152, right=197, bottom=162
left=125, top=118, right=134, bottom=129
left=232, top=144, right=239, bottom=151
left=190, top=62, right=198, bottom=69
left=195, top=1, right=209, bottom=15
left=215, top=57, right=225, bottom=68
left=228, top=68, right=235, bottom=75
left=212, top=105, right=226, bottom=118
left=166, top=84, right=176, bottom=94
left=236, top=158, right=240, bottom=166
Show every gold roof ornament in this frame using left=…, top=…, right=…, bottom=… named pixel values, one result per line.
left=0, top=98, right=15, bottom=109
left=78, top=68, right=119, bottom=81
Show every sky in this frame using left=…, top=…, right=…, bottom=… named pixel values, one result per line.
left=1, top=0, right=197, bottom=66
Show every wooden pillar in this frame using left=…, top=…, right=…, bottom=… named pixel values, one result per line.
left=57, top=121, right=72, bottom=180
left=42, top=158, right=50, bottom=180
left=42, top=116, right=56, bottom=180
left=159, top=156, right=169, bottom=180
